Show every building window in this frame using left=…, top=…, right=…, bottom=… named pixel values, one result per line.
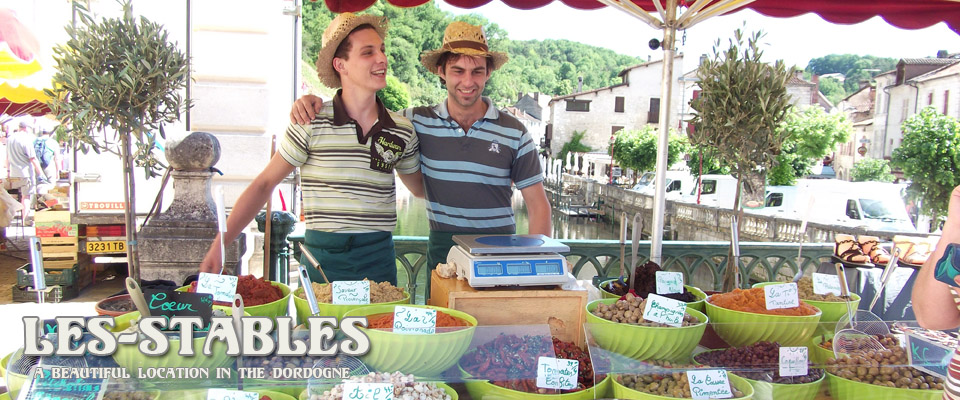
left=615, top=97, right=625, bottom=113
left=612, top=126, right=624, bottom=136
left=648, top=98, right=661, bottom=124
left=945, top=90, right=950, bottom=115
left=928, top=92, right=934, bottom=105
left=901, top=99, right=909, bottom=123
left=565, top=99, right=590, bottom=112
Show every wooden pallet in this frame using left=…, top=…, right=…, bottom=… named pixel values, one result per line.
left=40, top=236, right=79, bottom=269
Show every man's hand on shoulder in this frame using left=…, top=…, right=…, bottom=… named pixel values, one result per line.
left=290, top=95, right=324, bottom=125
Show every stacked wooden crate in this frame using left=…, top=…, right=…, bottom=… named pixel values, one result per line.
left=12, top=211, right=86, bottom=303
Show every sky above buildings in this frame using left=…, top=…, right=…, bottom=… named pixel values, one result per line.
left=438, top=2, right=960, bottom=70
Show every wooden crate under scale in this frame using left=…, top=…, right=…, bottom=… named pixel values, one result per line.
left=429, top=270, right=589, bottom=347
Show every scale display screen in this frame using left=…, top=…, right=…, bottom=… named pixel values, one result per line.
left=474, top=260, right=562, bottom=277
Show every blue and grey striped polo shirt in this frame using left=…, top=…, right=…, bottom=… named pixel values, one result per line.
left=403, top=97, right=543, bottom=233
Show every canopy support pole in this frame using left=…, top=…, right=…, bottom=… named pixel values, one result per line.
left=650, top=0, right=678, bottom=265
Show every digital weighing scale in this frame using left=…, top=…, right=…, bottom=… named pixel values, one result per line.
left=447, top=234, right=570, bottom=288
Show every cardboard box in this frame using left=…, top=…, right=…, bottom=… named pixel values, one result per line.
left=429, top=270, right=588, bottom=346
left=35, top=210, right=77, bottom=237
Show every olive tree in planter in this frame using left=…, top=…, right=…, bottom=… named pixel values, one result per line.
left=45, top=1, right=190, bottom=281
left=688, top=28, right=794, bottom=291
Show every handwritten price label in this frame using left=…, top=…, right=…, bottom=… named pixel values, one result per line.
left=23, top=366, right=105, bottom=400
left=536, top=356, right=579, bottom=390
left=642, top=294, right=687, bottom=327
left=906, top=332, right=952, bottom=378
left=764, top=282, right=800, bottom=310
left=393, top=306, right=437, bottom=335
left=332, top=280, right=371, bottom=305
left=687, top=369, right=733, bottom=399
left=343, top=383, right=394, bottom=400
left=206, top=388, right=258, bottom=400
left=779, top=346, right=809, bottom=377
left=196, top=272, right=239, bottom=303
left=812, top=273, right=842, bottom=296
left=656, top=271, right=684, bottom=295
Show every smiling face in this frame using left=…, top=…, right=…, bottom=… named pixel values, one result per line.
left=438, top=54, right=491, bottom=112
left=333, top=27, right=388, bottom=93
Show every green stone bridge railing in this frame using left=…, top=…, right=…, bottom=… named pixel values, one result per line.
left=292, top=236, right=834, bottom=304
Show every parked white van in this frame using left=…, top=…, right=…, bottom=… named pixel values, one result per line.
left=634, top=171, right=695, bottom=200
left=681, top=174, right=739, bottom=209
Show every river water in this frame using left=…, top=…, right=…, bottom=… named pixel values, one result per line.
left=393, top=182, right=619, bottom=240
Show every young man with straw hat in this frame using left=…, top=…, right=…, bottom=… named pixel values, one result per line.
left=290, top=21, right=552, bottom=280
left=201, top=13, right=423, bottom=285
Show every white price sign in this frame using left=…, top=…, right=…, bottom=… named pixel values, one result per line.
left=764, top=282, right=800, bottom=310
left=536, top=356, right=579, bottom=390
left=642, top=294, right=687, bottom=327
left=206, top=388, right=258, bottom=400
left=196, top=272, right=238, bottom=303
left=779, top=346, right=809, bottom=377
left=655, top=271, right=684, bottom=295
left=812, top=273, right=842, bottom=296
left=687, top=369, right=733, bottom=399
left=392, top=306, right=437, bottom=334
left=342, top=383, right=394, bottom=400
left=332, top=280, right=371, bottom=305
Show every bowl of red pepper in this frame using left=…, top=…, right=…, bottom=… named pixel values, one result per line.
left=341, top=304, right=477, bottom=377
left=180, top=275, right=291, bottom=319
left=458, top=335, right=611, bottom=399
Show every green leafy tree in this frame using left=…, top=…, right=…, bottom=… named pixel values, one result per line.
left=47, top=1, right=190, bottom=281
left=805, top=54, right=896, bottom=93
left=558, top=131, right=592, bottom=170
left=688, top=28, right=794, bottom=290
left=767, top=107, right=852, bottom=185
left=685, top=145, right=730, bottom=178
left=851, top=158, right=895, bottom=182
left=818, top=76, right=846, bottom=105
left=378, top=76, right=411, bottom=111
left=612, top=126, right=687, bottom=183
left=891, top=107, right=960, bottom=229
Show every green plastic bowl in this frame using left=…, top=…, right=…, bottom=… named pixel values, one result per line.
left=753, top=282, right=861, bottom=333
left=585, top=298, right=708, bottom=361
left=341, top=304, right=477, bottom=377
left=177, top=280, right=291, bottom=318
left=599, top=280, right=707, bottom=313
left=462, top=375, right=610, bottom=400
left=298, top=382, right=459, bottom=400
left=809, top=334, right=841, bottom=367
left=704, top=297, right=821, bottom=347
left=826, top=371, right=942, bottom=400
left=2, top=352, right=27, bottom=400
left=693, top=348, right=825, bottom=400
left=293, top=284, right=411, bottom=323
left=111, top=307, right=246, bottom=371
left=611, top=373, right=755, bottom=399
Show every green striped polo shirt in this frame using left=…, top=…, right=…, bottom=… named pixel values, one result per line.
left=279, top=92, right=420, bottom=233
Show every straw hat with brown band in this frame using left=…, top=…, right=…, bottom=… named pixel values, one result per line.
left=315, top=12, right=388, bottom=89
left=420, top=21, right=508, bottom=76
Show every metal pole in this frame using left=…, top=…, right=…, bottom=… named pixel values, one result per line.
left=264, top=137, right=275, bottom=280
left=650, top=0, right=678, bottom=265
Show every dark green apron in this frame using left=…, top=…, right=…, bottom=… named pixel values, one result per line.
left=300, top=230, right=397, bottom=285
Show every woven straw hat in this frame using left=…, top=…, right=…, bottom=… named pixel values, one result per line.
left=420, top=21, right=508, bottom=76
left=315, top=12, right=388, bottom=89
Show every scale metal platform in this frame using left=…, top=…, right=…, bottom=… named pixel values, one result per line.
left=447, top=234, right=570, bottom=288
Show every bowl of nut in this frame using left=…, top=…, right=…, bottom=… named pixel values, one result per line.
left=585, top=295, right=708, bottom=361
left=825, top=345, right=944, bottom=400
left=693, top=342, right=825, bottom=400
left=298, top=372, right=458, bottom=400
left=612, top=370, right=754, bottom=400
left=293, top=280, right=410, bottom=324
left=600, top=279, right=707, bottom=313
left=754, top=279, right=861, bottom=334
left=705, top=288, right=821, bottom=347
left=459, top=335, right=610, bottom=399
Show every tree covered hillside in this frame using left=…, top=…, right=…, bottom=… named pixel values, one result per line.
left=302, top=0, right=641, bottom=107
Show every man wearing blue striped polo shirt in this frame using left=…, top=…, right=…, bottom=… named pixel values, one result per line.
left=290, top=21, right=552, bottom=282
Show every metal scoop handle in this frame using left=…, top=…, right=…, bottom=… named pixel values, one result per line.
left=869, top=248, right=901, bottom=310
left=298, top=265, right=320, bottom=316
left=126, top=277, right=151, bottom=317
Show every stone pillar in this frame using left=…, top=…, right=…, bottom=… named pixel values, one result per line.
left=139, top=132, right=245, bottom=284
